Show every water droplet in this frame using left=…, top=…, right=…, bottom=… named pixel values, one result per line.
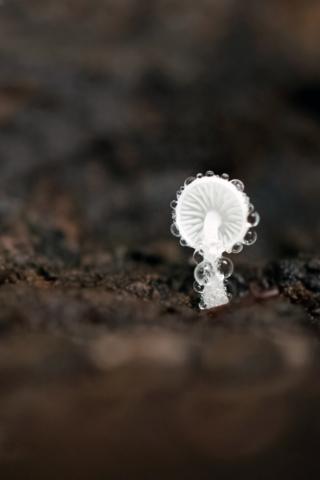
left=218, top=257, right=234, bottom=278
left=199, top=299, right=208, bottom=310
left=194, top=261, right=214, bottom=285
left=248, top=211, right=260, bottom=227
left=196, top=173, right=203, bottom=178
left=222, top=173, right=230, bottom=180
left=192, top=249, right=204, bottom=264
left=206, top=170, right=214, bottom=176
left=243, top=229, right=257, bottom=245
left=170, top=223, right=180, bottom=237
left=231, top=179, right=244, bottom=191
left=232, top=242, right=243, bottom=254
left=185, top=176, right=195, bottom=186
left=193, top=281, right=204, bottom=293
left=227, top=291, right=233, bottom=300
left=170, top=200, right=177, bottom=209
left=226, top=281, right=236, bottom=300
left=171, top=211, right=176, bottom=220
left=180, top=238, right=188, bottom=247
left=249, top=203, right=254, bottom=213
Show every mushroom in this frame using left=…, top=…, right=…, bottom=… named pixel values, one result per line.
left=170, top=172, right=260, bottom=309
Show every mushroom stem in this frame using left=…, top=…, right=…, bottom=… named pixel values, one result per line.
left=202, top=269, right=229, bottom=308
left=203, top=210, right=222, bottom=259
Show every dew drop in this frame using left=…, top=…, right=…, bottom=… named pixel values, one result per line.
left=193, top=281, right=204, bottom=293
left=199, top=299, right=208, bottom=310
left=248, top=211, right=260, bottom=227
left=232, top=242, right=243, bottom=254
left=170, top=223, right=180, bottom=237
left=231, top=179, right=245, bottom=191
left=196, top=173, right=203, bottom=178
left=218, top=257, right=234, bottom=278
left=194, top=261, right=214, bottom=286
left=222, top=173, right=230, bottom=180
left=243, top=229, right=257, bottom=245
left=192, top=249, right=204, bottom=264
left=249, top=203, right=255, bottom=213
left=227, top=291, right=233, bottom=300
left=226, top=281, right=236, bottom=300
left=185, top=176, right=195, bottom=186
left=180, top=238, right=188, bottom=247
left=170, top=200, right=177, bottom=209
left=205, top=170, right=214, bottom=176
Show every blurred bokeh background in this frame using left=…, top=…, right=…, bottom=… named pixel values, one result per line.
left=0, top=0, right=319, bottom=263
left=0, top=1, right=320, bottom=479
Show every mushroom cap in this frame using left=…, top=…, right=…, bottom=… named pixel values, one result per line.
left=175, top=176, right=249, bottom=253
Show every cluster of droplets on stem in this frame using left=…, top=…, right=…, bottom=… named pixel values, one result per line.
left=192, top=250, right=234, bottom=310
left=170, top=171, right=260, bottom=310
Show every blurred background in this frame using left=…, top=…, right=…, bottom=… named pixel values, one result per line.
left=0, top=0, right=319, bottom=262
left=0, top=1, right=320, bottom=479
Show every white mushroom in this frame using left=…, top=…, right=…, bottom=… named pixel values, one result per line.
left=170, top=173, right=260, bottom=309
